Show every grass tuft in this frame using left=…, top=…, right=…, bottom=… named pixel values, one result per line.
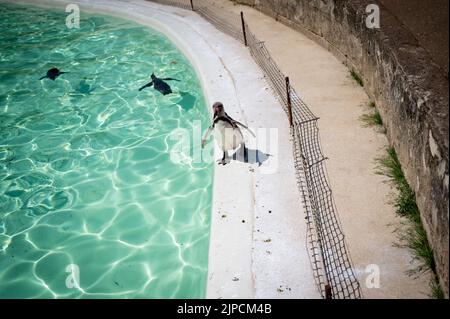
left=350, top=69, right=364, bottom=87
left=431, top=277, right=445, bottom=299
left=375, top=148, right=422, bottom=225
left=404, top=224, right=435, bottom=273
left=375, top=147, right=443, bottom=298
left=361, top=110, right=383, bottom=127
left=375, top=147, right=404, bottom=186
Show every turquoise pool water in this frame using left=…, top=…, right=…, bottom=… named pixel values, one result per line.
left=0, top=3, right=213, bottom=298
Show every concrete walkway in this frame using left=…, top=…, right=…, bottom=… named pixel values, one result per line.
left=212, top=0, right=432, bottom=298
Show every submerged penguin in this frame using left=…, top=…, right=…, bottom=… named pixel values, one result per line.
left=138, top=73, right=180, bottom=95
left=202, top=102, right=255, bottom=165
left=39, top=67, right=67, bottom=81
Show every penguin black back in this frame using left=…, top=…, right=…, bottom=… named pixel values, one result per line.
left=152, top=77, right=172, bottom=95
left=138, top=72, right=180, bottom=95
left=40, top=67, right=66, bottom=81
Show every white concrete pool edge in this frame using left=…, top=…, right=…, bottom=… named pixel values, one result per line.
left=6, top=0, right=319, bottom=298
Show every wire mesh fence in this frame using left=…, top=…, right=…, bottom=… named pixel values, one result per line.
left=147, top=0, right=362, bottom=299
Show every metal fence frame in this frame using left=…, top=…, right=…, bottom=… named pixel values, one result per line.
left=148, top=0, right=362, bottom=299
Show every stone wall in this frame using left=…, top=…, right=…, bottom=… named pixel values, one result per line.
left=235, top=0, right=449, bottom=296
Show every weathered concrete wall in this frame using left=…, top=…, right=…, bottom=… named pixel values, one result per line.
left=235, top=0, right=449, bottom=296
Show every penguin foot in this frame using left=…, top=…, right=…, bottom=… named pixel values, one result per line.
left=217, top=158, right=230, bottom=165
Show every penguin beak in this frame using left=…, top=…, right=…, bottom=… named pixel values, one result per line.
left=213, top=107, right=220, bottom=118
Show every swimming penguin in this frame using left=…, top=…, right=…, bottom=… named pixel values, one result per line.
left=39, top=68, right=67, bottom=81
left=138, top=73, right=180, bottom=95
left=202, top=102, right=255, bottom=165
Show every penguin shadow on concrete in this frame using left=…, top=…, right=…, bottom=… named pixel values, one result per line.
left=232, top=146, right=272, bottom=167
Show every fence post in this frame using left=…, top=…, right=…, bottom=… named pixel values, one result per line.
left=190, top=0, right=194, bottom=11
left=240, top=12, right=248, bottom=46
left=285, top=77, right=293, bottom=127
left=325, top=284, right=333, bottom=299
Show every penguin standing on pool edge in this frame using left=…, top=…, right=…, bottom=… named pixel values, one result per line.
left=202, top=102, right=255, bottom=165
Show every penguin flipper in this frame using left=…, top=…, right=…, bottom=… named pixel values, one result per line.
left=139, top=81, right=153, bottom=91
left=234, top=120, right=256, bottom=137
left=201, top=126, right=214, bottom=148
left=224, top=113, right=255, bottom=138
left=39, top=76, right=47, bottom=80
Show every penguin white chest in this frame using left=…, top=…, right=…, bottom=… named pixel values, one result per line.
left=214, top=121, right=243, bottom=152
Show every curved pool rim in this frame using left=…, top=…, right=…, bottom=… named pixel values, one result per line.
left=2, top=0, right=253, bottom=298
